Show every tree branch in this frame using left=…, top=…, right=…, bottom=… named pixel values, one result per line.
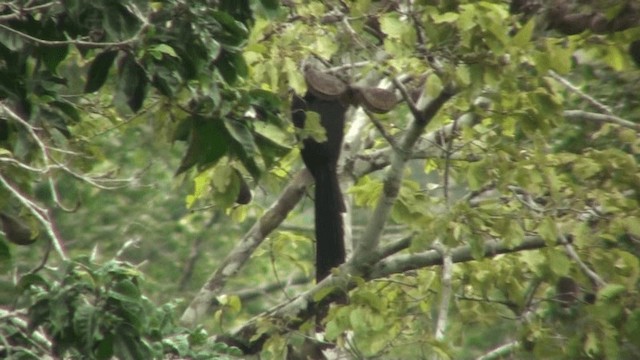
left=548, top=71, right=612, bottom=115
left=222, top=235, right=560, bottom=354
left=180, top=169, right=313, bottom=326
left=352, top=86, right=456, bottom=270
left=563, top=110, right=640, bottom=131
left=0, top=4, right=149, bottom=48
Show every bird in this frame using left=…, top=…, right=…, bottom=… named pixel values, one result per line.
left=291, top=87, right=348, bottom=282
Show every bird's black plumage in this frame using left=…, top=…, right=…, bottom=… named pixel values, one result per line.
left=291, top=93, right=347, bottom=282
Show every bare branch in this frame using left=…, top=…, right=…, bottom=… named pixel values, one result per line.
left=0, top=4, right=150, bottom=48
left=372, top=235, right=555, bottom=278
left=0, top=174, right=67, bottom=260
left=0, top=1, right=59, bottom=21
left=560, top=234, right=607, bottom=288
left=476, top=341, right=520, bottom=360
left=563, top=110, right=640, bottom=131
left=549, top=71, right=612, bottom=114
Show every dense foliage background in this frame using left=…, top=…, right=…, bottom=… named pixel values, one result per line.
left=1, top=0, right=639, bottom=359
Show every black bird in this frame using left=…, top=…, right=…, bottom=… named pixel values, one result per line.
left=291, top=92, right=348, bottom=282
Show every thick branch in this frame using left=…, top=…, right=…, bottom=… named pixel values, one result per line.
left=372, top=235, right=549, bottom=278
left=223, top=235, right=558, bottom=354
left=352, top=87, right=456, bottom=269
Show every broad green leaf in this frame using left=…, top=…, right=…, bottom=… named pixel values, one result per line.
left=186, top=171, right=209, bottom=208
left=211, top=164, right=233, bottom=193
left=211, top=10, right=249, bottom=46
left=298, top=111, right=327, bottom=143
left=325, top=318, right=343, bottom=341
left=466, top=160, right=488, bottom=190
left=49, top=100, right=81, bottom=123
left=314, top=36, right=339, bottom=60
left=512, top=18, right=535, bottom=48
left=225, top=118, right=263, bottom=179
left=85, top=50, right=119, bottom=93
left=73, top=304, right=98, bottom=351
left=432, top=12, right=459, bottom=24
left=175, top=116, right=230, bottom=175
left=546, top=251, right=570, bottom=276
left=285, top=57, right=305, bottom=95
left=597, top=283, right=626, bottom=302
left=260, top=0, right=279, bottom=11
left=117, top=54, right=148, bottom=112
left=379, top=13, right=410, bottom=39
left=147, top=44, right=178, bottom=60
left=584, top=331, right=599, bottom=357
left=604, top=46, right=626, bottom=71
left=547, top=41, right=573, bottom=74
left=110, top=279, right=141, bottom=302
left=572, top=157, right=601, bottom=180
left=537, top=217, right=558, bottom=245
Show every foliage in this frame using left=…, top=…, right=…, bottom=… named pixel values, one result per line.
left=1, top=258, right=240, bottom=359
left=1, top=0, right=640, bottom=359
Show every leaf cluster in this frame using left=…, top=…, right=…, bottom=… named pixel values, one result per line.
left=2, top=258, right=240, bottom=359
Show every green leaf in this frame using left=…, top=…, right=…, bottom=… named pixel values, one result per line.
left=547, top=251, right=571, bottom=276
left=186, top=171, right=210, bottom=208
left=255, top=132, right=291, bottom=169
left=260, top=0, right=280, bottom=11
left=0, top=26, right=25, bottom=52
left=118, top=55, right=148, bottom=112
left=17, top=273, right=49, bottom=291
left=85, top=50, right=119, bottom=93
left=537, top=217, right=558, bottom=245
left=584, top=332, right=599, bottom=357
left=111, top=279, right=141, bottom=302
left=466, top=160, right=488, bottom=190
left=211, top=10, right=249, bottom=46
left=49, top=100, right=81, bottom=124
left=572, top=157, right=602, bottom=180
left=113, top=327, right=152, bottom=360
left=325, top=318, right=343, bottom=341
left=147, top=44, right=178, bottom=60
left=151, top=73, right=173, bottom=97
left=512, top=18, right=535, bottom=48
left=73, top=304, right=98, bottom=352
left=379, top=13, right=407, bottom=39
left=624, top=309, right=640, bottom=344
left=431, top=12, right=459, bottom=24
left=597, top=283, right=626, bottom=302
left=314, top=36, right=339, bottom=60
left=216, top=51, right=247, bottom=84
left=175, top=117, right=230, bottom=175
left=226, top=118, right=263, bottom=178
left=547, top=41, right=573, bottom=74
left=0, top=240, right=11, bottom=269
left=298, top=111, right=327, bottom=143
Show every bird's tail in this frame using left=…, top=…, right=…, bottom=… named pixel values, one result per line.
left=313, top=168, right=346, bottom=282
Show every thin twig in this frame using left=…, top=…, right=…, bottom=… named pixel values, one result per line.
left=560, top=234, right=606, bottom=288
left=0, top=174, right=67, bottom=260
left=549, top=71, right=612, bottom=114
left=0, top=4, right=149, bottom=48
